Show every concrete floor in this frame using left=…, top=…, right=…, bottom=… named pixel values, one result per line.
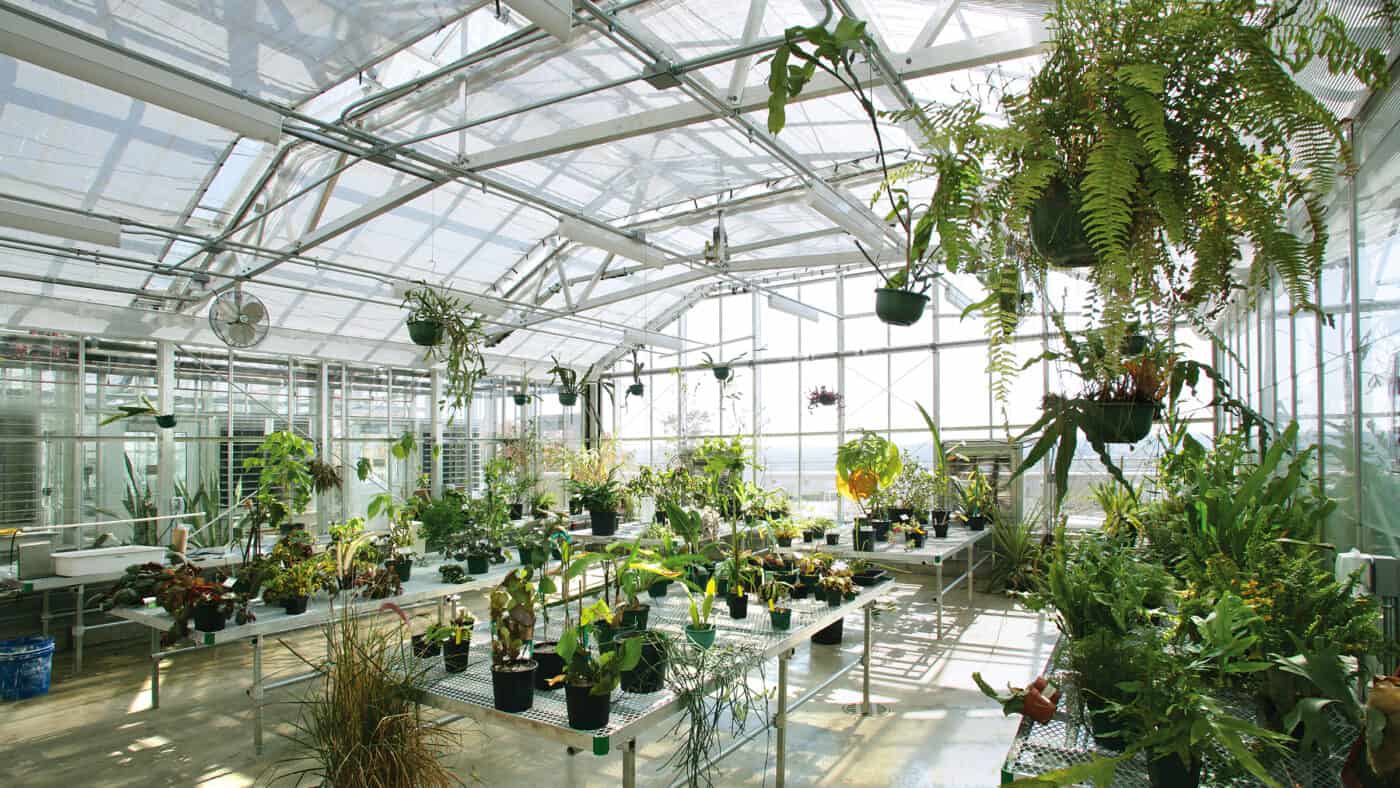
left=0, top=571, right=1059, bottom=787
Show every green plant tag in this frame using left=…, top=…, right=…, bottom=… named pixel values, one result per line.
left=592, top=736, right=609, bottom=756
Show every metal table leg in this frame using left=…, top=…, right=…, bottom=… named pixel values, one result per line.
left=968, top=542, right=976, bottom=601
left=862, top=604, right=872, bottom=715
left=252, top=634, right=265, bottom=755
left=777, top=649, right=790, bottom=788
left=622, top=738, right=636, bottom=788
left=73, top=584, right=85, bottom=673
left=40, top=589, right=50, bottom=637
left=935, top=559, right=944, bottom=639
left=150, top=629, right=161, bottom=710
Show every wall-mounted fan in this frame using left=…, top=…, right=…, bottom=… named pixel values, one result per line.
left=209, top=287, right=269, bottom=348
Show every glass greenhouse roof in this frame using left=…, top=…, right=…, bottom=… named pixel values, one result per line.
left=0, top=0, right=1378, bottom=377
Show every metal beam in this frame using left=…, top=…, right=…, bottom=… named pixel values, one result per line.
left=913, top=0, right=961, bottom=48
left=726, top=0, right=770, bottom=104
left=461, top=27, right=1047, bottom=172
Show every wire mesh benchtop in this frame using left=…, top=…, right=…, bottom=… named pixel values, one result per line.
left=1002, top=644, right=1356, bottom=786
left=417, top=578, right=891, bottom=748
left=791, top=525, right=993, bottom=565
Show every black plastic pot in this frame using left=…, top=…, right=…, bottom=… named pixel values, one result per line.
left=825, top=532, right=839, bottom=546
left=933, top=521, right=950, bottom=538
left=411, top=633, right=441, bottom=659
left=1085, top=699, right=1127, bottom=751
left=621, top=633, right=667, bottom=694
left=192, top=602, right=227, bottom=632
left=467, top=555, right=490, bottom=575
left=509, top=503, right=524, bottom=520
left=1079, top=399, right=1156, bottom=444
left=620, top=604, right=650, bottom=631
left=726, top=594, right=749, bottom=619
left=811, top=618, right=844, bottom=645
left=825, top=588, right=843, bottom=607
left=714, top=577, right=730, bottom=597
left=874, top=288, right=929, bottom=327
left=443, top=638, right=471, bottom=673
left=407, top=319, right=445, bottom=347
left=802, top=530, right=816, bottom=543
left=491, top=660, right=537, bottom=712
left=712, top=366, right=732, bottom=381
left=513, top=394, right=529, bottom=406
left=647, top=580, right=670, bottom=599
left=853, top=570, right=887, bottom=587
left=389, top=557, right=412, bottom=582
left=966, top=515, right=988, bottom=532
left=533, top=642, right=565, bottom=690
left=155, top=414, right=177, bottom=429
left=1146, top=753, right=1200, bottom=788
left=653, top=509, right=668, bottom=524
left=282, top=595, right=309, bottom=615
left=565, top=682, right=611, bottom=730
left=791, top=583, right=809, bottom=600
left=907, top=534, right=926, bottom=549
left=853, top=526, right=874, bottom=552
left=558, top=390, right=578, bottom=407
left=872, top=520, right=891, bottom=542
left=1029, top=177, right=1097, bottom=268
left=589, top=510, right=619, bottom=536
left=769, top=608, right=792, bottom=630
left=777, top=536, right=793, bottom=547
left=518, top=546, right=546, bottom=567
left=627, top=382, right=645, bottom=398
left=799, top=572, right=818, bottom=589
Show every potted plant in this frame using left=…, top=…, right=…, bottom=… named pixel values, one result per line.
left=571, top=475, right=623, bottom=537
left=901, top=520, right=927, bottom=549
left=413, top=624, right=446, bottom=659
left=440, top=612, right=475, bottom=673
left=626, top=348, right=645, bottom=399
left=438, top=563, right=466, bottom=584
left=761, top=577, right=793, bottom=631
left=699, top=351, right=747, bottom=383
left=263, top=559, right=323, bottom=615
left=553, top=599, right=642, bottom=730
left=385, top=515, right=416, bottom=582
left=818, top=573, right=854, bottom=608
left=771, top=519, right=801, bottom=548
left=836, top=430, right=901, bottom=550
left=619, top=628, right=670, bottom=694
left=157, top=572, right=237, bottom=637
left=355, top=566, right=402, bottom=599
left=605, top=542, right=678, bottom=631
left=457, top=521, right=495, bottom=575
left=100, top=394, right=178, bottom=429
left=489, top=568, right=537, bottom=713
left=403, top=283, right=488, bottom=413
left=807, top=386, right=842, bottom=410
left=683, top=577, right=718, bottom=649
left=953, top=467, right=995, bottom=531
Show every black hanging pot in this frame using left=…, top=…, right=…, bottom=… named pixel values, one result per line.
left=192, top=602, right=227, bottom=632
left=620, top=634, right=667, bottom=694
left=627, top=383, right=645, bottom=397
left=282, top=595, right=309, bottom=615
left=491, top=660, right=537, bottom=712
left=711, top=366, right=732, bottom=381
left=443, top=637, right=471, bottom=673
left=407, top=319, right=445, bottom=347
left=589, top=510, right=619, bottom=536
left=1029, top=177, right=1097, bottom=268
left=811, top=618, right=844, bottom=645
left=565, top=682, right=611, bottom=730
left=874, top=288, right=929, bottom=327
left=155, top=414, right=177, bottom=429
left=1079, top=399, right=1156, bottom=444
left=512, top=393, right=529, bottom=406
left=558, top=390, right=578, bottom=407
left=533, top=642, right=565, bottom=690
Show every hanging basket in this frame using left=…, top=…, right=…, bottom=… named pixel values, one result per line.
left=1029, top=178, right=1097, bottom=268
left=874, top=288, right=929, bottom=327
left=407, top=319, right=445, bottom=347
left=1078, top=399, right=1156, bottom=444
left=627, top=383, right=645, bottom=398
left=154, top=414, right=177, bottom=429
left=711, top=366, right=732, bottom=382
left=558, top=390, right=578, bottom=407
left=512, top=394, right=529, bottom=406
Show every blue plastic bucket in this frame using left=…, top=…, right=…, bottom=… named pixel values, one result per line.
left=0, top=635, right=55, bottom=700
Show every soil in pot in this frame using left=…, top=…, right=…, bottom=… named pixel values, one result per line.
left=282, top=595, right=309, bottom=615
left=411, top=634, right=441, bottom=659
left=491, top=660, right=537, bottom=712
left=1146, top=753, right=1201, bottom=788
left=443, top=638, right=471, bottom=673
left=726, top=594, right=749, bottom=619
left=407, top=319, right=445, bottom=346
left=825, top=532, right=840, bottom=546
left=620, top=604, right=650, bottom=631
left=874, top=288, right=930, bottom=327
left=685, top=624, right=716, bottom=649
left=620, top=633, right=667, bottom=694
left=589, top=510, right=619, bottom=536
left=389, top=557, right=412, bottom=583
left=769, top=608, right=792, bottom=630
left=192, top=603, right=227, bottom=632
left=565, top=682, right=611, bottom=730
left=533, top=642, right=565, bottom=690
left=811, top=619, right=844, bottom=645
left=466, top=555, right=490, bottom=575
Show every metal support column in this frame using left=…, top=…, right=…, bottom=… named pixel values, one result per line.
left=862, top=604, right=872, bottom=715
left=776, top=648, right=790, bottom=788
left=252, top=634, right=265, bottom=754
left=150, top=628, right=161, bottom=709
left=156, top=341, right=175, bottom=526
left=318, top=362, right=331, bottom=534
left=71, top=584, right=85, bottom=672
left=340, top=365, right=350, bottom=521
left=622, top=738, right=637, bottom=788
left=835, top=271, right=846, bottom=526
left=431, top=368, right=444, bottom=498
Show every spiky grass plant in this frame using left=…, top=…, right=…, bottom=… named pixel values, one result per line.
left=275, top=603, right=459, bottom=787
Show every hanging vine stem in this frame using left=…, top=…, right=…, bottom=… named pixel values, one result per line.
left=659, top=641, right=773, bottom=787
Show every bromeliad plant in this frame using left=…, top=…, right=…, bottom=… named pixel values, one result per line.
left=952, top=467, right=995, bottom=526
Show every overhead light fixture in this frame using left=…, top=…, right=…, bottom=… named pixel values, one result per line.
left=768, top=292, right=820, bottom=323
left=0, top=6, right=282, bottom=143
left=557, top=217, right=670, bottom=268
left=623, top=328, right=685, bottom=352
left=805, top=186, right=899, bottom=256
left=507, top=0, right=577, bottom=42
left=0, top=197, right=121, bottom=247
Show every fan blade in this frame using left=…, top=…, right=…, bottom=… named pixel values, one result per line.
left=240, top=299, right=266, bottom=324
left=230, top=322, right=256, bottom=346
left=212, top=297, right=238, bottom=324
